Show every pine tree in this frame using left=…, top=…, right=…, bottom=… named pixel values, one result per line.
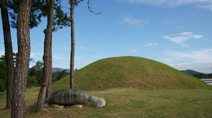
left=0, top=0, right=14, bottom=109
left=11, top=0, right=32, bottom=117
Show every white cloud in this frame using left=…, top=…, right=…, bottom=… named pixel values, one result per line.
left=131, top=49, right=138, bottom=53
left=79, top=46, right=88, bottom=50
left=146, top=43, right=158, bottom=47
left=163, top=48, right=212, bottom=73
left=124, top=17, right=142, bottom=25
left=119, top=0, right=170, bottom=6
left=36, top=43, right=42, bottom=46
left=198, top=3, right=212, bottom=11
left=75, top=61, right=91, bottom=65
left=117, top=17, right=149, bottom=27
left=90, top=52, right=100, bottom=55
left=31, top=43, right=42, bottom=48
left=1, top=51, right=43, bottom=59
left=204, top=39, right=212, bottom=42
left=164, top=48, right=212, bottom=62
left=164, top=61, right=212, bottom=73
left=118, top=0, right=212, bottom=11
left=75, top=56, right=82, bottom=60
left=53, top=54, right=69, bottom=60
left=52, top=60, right=92, bottom=70
left=30, top=53, right=43, bottom=59
left=0, top=50, right=5, bottom=56
left=174, top=25, right=183, bottom=29
left=63, top=47, right=70, bottom=50
left=163, top=32, right=203, bottom=47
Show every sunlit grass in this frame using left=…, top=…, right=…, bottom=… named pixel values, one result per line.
left=0, top=87, right=212, bottom=118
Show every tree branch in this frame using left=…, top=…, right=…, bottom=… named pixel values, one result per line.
left=87, top=0, right=102, bottom=15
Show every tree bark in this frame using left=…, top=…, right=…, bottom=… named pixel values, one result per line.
left=36, top=0, right=54, bottom=112
left=46, top=0, right=53, bottom=97
left=46, top=21, right=52, bottom=98
left=70, top=0, right=75, bottom=88
left=0, top=0, right=14, bottom=109
left=46, top=39, right=52, bottom=98
left=11, top=0, right=32, bottom=117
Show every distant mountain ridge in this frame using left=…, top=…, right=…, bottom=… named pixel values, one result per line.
left=28, top=67, right=70, bottom=73
left=52, top=68, right=70, bottom=73
left=181, top=69, right=203, bottom=75
left=181, top=69, right=212, bottom=79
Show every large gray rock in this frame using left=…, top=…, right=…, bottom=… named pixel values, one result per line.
left=34, top=98, right=50, bottom=108
left=89, top=96, right=100, bottom=102
left=50, top=88, right=89, bottom=105
left=93, top=98, right=106, bottom=108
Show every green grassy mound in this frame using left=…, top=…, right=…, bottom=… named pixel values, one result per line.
left=53, top=56, right=211, bottom=91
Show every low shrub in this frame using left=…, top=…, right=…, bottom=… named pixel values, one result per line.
left=27, top=76, right=40, bottom=87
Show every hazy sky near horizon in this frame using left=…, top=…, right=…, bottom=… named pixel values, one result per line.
left=0, top=0, right=212, bottom=73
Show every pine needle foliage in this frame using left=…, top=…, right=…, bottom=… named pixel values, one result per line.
left=7, top=0, right=72, bottom=31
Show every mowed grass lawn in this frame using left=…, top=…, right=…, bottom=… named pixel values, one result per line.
left=0, top=87, right=212, bottom=118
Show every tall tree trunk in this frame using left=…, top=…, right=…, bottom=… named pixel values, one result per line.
left=36, top=0, right=54, bottom=112
left=46, top=0, right=53, bottom=97
left=70, top=0, right=75, bottom=88
left=46, top=40, right=52, bottom=98
left=11, top=0, right=32, bottom=117
left=46, top=1, right=53, bottom=98
left=0, top=0, right=14, bottom=109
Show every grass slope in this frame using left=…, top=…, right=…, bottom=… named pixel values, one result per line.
left=1, top=88, right=212, bottom=118
left=53, top=56, right=211, bottom=91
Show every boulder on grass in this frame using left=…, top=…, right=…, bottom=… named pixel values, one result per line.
left=50, top=88, right=89, bottom=105
left=34, top=98, right=50, bottom=108
left=93, top=98, right=106, bottom=108
left=89, top=96, right=100, bottom=102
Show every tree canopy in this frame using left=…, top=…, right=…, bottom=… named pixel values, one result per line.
left=7, top=0, right=72, bottom=31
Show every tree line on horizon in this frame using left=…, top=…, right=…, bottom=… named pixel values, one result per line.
left=181, top=70, right=212, bottom=79
left=0, top=0, right=100, bottom=117
left=193, top=73, right=212, bottom=79
left=0, top=58, right=70, bottom=91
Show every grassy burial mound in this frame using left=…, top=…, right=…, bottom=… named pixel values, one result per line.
left=52, top=56, right=211, bottom=91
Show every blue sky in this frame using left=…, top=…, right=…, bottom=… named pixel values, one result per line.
left=0, top=0, right=212, bottom=73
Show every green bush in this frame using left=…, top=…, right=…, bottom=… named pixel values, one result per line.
left=0, top=61, right=7, bottom=92
left=27, top=76, right=39, bottom=87
left=0, top=79, right=5, bottom=92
